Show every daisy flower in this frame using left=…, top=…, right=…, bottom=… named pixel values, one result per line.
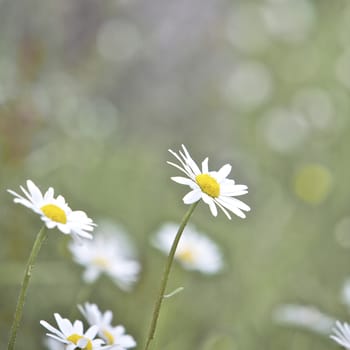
left=167, top=145, right=250, bottom=219
left=69, top=221, right=140, bottom=291
left=79, top=302, right=136, bottom=349
left=273, top=304, right=335, bottom=335
left=152, top=222, right=223, bottom=274
left=8, top=180, right=95, bottom=241
left=40, top=313, right=106, bottom=350
left=331, top=321, right=350, bottom=349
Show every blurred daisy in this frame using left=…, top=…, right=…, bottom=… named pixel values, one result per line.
left=168, top=145, right=250, bottom=219
left=69, top=221, right=140, bottom=291
left=342, top=279, right=350, bottom=308
left=273, top=304, right=335, bottom=335
left=331, top=321, right=350, bottom=349
left=8, top=180, right=95, bottom=241
left=40, top=313, right=105, bottom=350
left=79, top=302, right=136, bottom=349
left=152, top=222, right=223, bottom=274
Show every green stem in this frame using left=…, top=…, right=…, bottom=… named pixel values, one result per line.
left=144, top=202, right=198, bottom=350
left=7, top=225, right=47, bottom=350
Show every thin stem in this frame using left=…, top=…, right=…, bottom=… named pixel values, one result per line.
left=7, top=225, right=47, bottom=350
left=144, top=202, right=198, bottom=350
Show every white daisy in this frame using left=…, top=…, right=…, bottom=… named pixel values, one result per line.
left=152, top=222, right=223, bottom=274
left=40, top=313, right=106, bottom=350
left=69, top=221, right=140, bottom=291
left=331, top=321, right=350, bottom=349
left=79, top=302, right=136, bottom=349
left=8, top=180, right=95, bottom=241
left=273, top=304, right=335, bottom=335
left=167, top=145, right=250, bottom=219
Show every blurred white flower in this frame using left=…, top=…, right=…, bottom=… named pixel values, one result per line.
left=331, top=321, right=350, bottom=349
left=223, top=61, right=273, bottom=110
left=44, top=337, right=65, bottom=350
left=168, top=145, right=250, bottom=219
left=261, top=0, right=315, bottom=43
left=69, top=221, right=140, bottom=291
left=226, top=4, right=270, bottom=53
left=259, top=107, right=309, bottom=153
left=8, top=180, right=95, bottom=241
left=273, top=304, right=335, bottom=335
left=40, top=313, right=105, bottom=350
left=152, top=222, right=223, bottom=274
left=79, top=302, right=136, bottom=349
left=342, top=279, right=350, bottom=307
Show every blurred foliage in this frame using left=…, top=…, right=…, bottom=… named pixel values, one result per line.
left=1, top=0, right=350, bottom=349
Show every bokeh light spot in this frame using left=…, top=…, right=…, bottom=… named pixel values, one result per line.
left=293, top=164, right=332, bottom=204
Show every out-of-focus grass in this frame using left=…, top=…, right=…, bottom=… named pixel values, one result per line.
left=2, top=0, right=350, bottom=349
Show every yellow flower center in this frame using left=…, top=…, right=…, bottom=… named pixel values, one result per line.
left=41, top=204, right=67, bottom=224
left=103, top=329, right=115, bottom=345
left=195, top=174, right=220, bottom=198
left=93, top=257, right=110, bottom=269
left=66, top=334, right=92, bottom=350
left=178, top=249, right=195, bottom=263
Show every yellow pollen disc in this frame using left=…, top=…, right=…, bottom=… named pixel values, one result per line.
left=66, top=334, right=92, bottom=350
left=103, top=329, right=115, bottom=345
left=178, top=249, right=195, bottom=263
left=41, top=204, right=67, bottom=224
left=195, top=174, right=220, bottom=198
left=93, top=257, right=110, bottom=268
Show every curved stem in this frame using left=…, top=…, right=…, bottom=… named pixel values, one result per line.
left=144, top=202, right=198, bottom=350
left=7, top=225, right=47, bottom=350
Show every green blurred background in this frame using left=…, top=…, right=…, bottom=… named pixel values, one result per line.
left=1, top=0, right=350, bottom=349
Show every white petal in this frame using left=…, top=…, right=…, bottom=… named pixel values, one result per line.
left=77, top=338, right=88, bottom=348
left=12, top=198, right=35, bottom=209
left=183, top=189, right=202, bottom=204
left=221, top=196, right=251, bottom=212
left=180, top=145, right=201, bottom=175
left=40, top=320, right=64, bottom=339
left=214, top=200, right=232, bottom=220
left=85, top=325, right=99, bottom=339
left=216, top=164, right=232, bottom=181
left=44, top=187, right=54, bottom=200
left=216, top=198, right=247, bottom=218
left=201, top=157, right=209, bottom=173
left=46, top=334, right=69, bottom=344
left=170, top=177, right=196, bottom=187
left=54, top=313, right=72, bottom=336
left=202, top=194, right=218, bottom=217
left=26, top=180, right=44, bottom=203
left=73, top=320, right=84, bottom=334
left=118, top=334, right=137, bottom=347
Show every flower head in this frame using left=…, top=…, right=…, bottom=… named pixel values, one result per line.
left=152, top=222, right=223, bottom=274
left=79, top=302, right=136, bottom=349
left=331, top=321, right=350, bottom=349
left=273, top=304, right=335, bottom=335
left=167, top=145, right=250, bottom=219
left=40, top=313, right=106, bottom=350
left=8, top=180, right=95, bottom=241
left=69, top=221, right=140, bottom=291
